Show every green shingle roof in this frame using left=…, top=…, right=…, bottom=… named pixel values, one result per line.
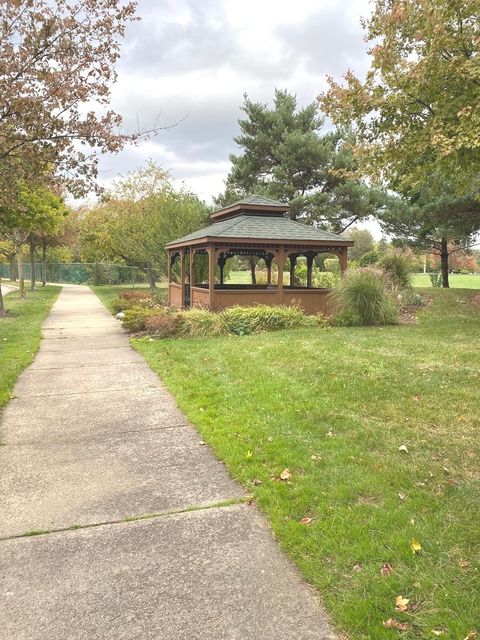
left=222, top=194, right=287, bottom=208
left=166, top=214, right=349, bottom=246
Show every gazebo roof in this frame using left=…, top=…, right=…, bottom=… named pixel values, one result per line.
left=165, top=213, right=352, bottom=248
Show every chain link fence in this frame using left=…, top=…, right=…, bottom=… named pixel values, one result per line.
left=0, top=262, right=164, bottom=286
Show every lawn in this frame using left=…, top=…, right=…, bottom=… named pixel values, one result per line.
left=133, top=289, right=480, bottom=640
left=229, top=270, right=480, bottom=289
left=411, top=273, right=480, bottom=288
left=0, top=286, right=61, bottom=411
left=90, top=283, right=166, bottom=313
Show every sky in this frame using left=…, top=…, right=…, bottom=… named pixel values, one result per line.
left=98, top=0, right=374, bottom=216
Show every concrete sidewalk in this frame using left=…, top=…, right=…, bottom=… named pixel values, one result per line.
left=0, top=286, right=335, bottom=640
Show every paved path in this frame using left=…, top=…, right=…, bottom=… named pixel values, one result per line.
left=0, top=286, right=335, bottom=640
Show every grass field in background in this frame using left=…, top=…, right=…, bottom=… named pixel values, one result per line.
left=0, top=286, right=61, bottom=412
left=411, top=273, right=480, bottom=288
left=134, top=289, right=480, bottom=640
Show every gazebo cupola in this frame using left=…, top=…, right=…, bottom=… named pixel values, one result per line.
left=165, top=195, right=353, bottom=314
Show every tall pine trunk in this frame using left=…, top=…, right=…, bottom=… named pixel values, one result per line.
left=29, top=238, right=36, bottom=291
left=42, top=238, right=47, bottom=286
left=440, top=237, right=449, bottom=288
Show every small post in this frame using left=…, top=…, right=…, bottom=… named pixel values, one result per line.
left=277, top=247, right=285, bottom=304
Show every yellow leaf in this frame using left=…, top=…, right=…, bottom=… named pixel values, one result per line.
left=245, top=450, right=253, bottom=459
left=395, top=595, right=409, bottom=612
left=431, top=631, right=444, bottom=637
left=410, top=538, right=422, bottom=554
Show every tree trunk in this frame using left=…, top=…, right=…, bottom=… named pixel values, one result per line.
left=0, top=282, right=5, bottom=317
left=10, top=257, right=16, bottom=281
left=440, top=237, right=450, bottom=288
left=29, top=238, right=36, bottom=291
left=42, top=238, right=47, bottom=286
left=249, top=257, right=256, bottom=285
left=17, top=250, right=25, bottom=298
left=147, top=262, right=157, bottom=290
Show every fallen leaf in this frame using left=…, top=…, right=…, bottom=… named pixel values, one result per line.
left=410, top=538, right=422, bottom=554
left=300, top=517, right=312, bottom=525
left=252, top=478, right=262, bottom=486
left=198, top=441, right=206, bottom=446
left=352, top=563, right=363, bottom=572
left=280, top=468, right=292, bottom=481
left=247, top=498, right=255, bottom=507
left=267, top=436, right=273, bottom=442
left=384, top=618, right=411, bottom=631
left=431, top=630, right=444, bottom=637
left=398, top=444, right=409, bottom=453
left=381, top=562, right=394, bottom=576
left=413, top=395, right=421, bottom=401
left=410, top=518, right=415, bottom=526
left=398, top=492, right=407, bottom=501
left=245, top=450, right=253, bottom=459
left=311, top=454, right=321, bottom=461
left=464, top=633, right=477, bottom=640
left=459, top=559, right=470, bottom=568
left=395, top=595, right=409, bottom=612
left=326, top=429, right=334, bottom=437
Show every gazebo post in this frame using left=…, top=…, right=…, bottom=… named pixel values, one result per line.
left=289, top=254, right=297, bottom=287
left=306, top=252, right=314, bottom=288
left=339, top=248, right=348, bottom=276
left=277, top=246, right=285, bottom=304
left=167, top=249, right=172, bottom=306
left=179, top=248, right=185, bottom=308
left=208, top=245, right=216, bottom=309
left=189, top=248, right=195, bottom=303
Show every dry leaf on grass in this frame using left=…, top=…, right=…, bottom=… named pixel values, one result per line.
left=398, top=444, right=409, bottom=453
left=252, top=478, right=262, bottom=486
left=431, top=630, right=445, bottom=637
left=458, top=559, right=470, bottom=568
left=300, top=517, right=312, bottom=525
left=395, top=595, right=409, bottom=612
left=464, top=633, right=477, bottom=640
left=384, top=618, right=411, bottom=631
left=352, top=563, right=363, bottom=572
left=398, top=492, right=407, bottom=501
left=279, top=468, right=292, bottom=481
left=381, top=562, right=394, bottom=576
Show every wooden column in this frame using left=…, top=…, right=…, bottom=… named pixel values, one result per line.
left=306, top=252, right=314, bottom=288
left=277, top=247, right=285, bottom=304
left=289, top=254, right=297, bottom=287
left=208, top=245, right=216, bottom=309
left=339, top=248, right=348, bottom=276
left=179, top=249, right=185, bottom=308
left=167, top=250, right=172, bottom=306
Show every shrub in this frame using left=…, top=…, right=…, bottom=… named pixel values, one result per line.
left=324, top=258, right=341, bottom=274
left=331, top=268, right=398, bottom=326
left=179, top=309, right=228, bottom=338
left=359, top=250, right=379, bottom=266
left=122, top=306, right=158, bottom=332
left=119, top=290, right=151, bottom=300
left=429, top=272, right=442, bottom=287
left=380, top=252, right=412, bottom=289
left=222, top=304, right=316, bottom=335
left=314, top=271, right=337, bottom=288
left=145, top=312, right=182, bottom=338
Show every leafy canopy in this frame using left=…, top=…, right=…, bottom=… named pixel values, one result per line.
left=320, top=0, right=480, bottom=195
left=218, top=90, right=386, bottom=233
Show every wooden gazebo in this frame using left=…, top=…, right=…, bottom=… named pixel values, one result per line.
left=165, top=195, right=353, bottom=315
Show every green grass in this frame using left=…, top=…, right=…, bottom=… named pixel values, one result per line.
left=0, top=286, right=61, bottom=411
left=90, top=284, right=167, bottom=313
left=411, top=273, right=480, bottom=288
left=133, top=289, right=480, bottom=640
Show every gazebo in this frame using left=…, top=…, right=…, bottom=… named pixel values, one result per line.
left=165, top=195, right=353, bottom=315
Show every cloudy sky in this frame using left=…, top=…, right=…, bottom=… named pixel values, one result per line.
left=99, top=0, right=372, bottom=205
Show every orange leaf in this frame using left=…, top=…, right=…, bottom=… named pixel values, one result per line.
left=300, top=517, right=312, bottom=525
left=381, top=562, right=394, bottom=576
left=384, top=618, right=411, bottom=631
